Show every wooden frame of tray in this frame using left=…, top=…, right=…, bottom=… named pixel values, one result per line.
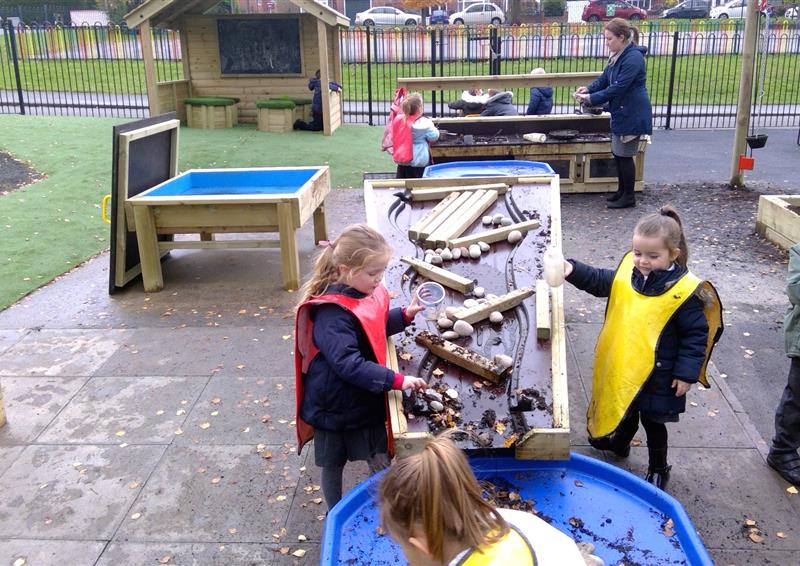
left=364, top=175, right=569, bottom=460
left=756, top=195, right=800, bottom=250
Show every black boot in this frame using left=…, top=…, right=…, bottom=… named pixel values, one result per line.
left=607, top=193, right=635, bottom=208
left=767, top=451, right=800, bottom=485
left=608, top=156, right=636, bottom=209
left=606, top=190, right=622, bottom=202
left=646, top=446, right=671, bottom=490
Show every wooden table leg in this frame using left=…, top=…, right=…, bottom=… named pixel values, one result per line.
left=0, top=383, right=6, bottom=428
left=278, top=202, right=300, bottom=291
left=313, top=203, right=327, bottom=244
left=133, top=206, right=165, bottom=292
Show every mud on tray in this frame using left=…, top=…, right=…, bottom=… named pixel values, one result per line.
left=373, top=182, right=557, bottom=451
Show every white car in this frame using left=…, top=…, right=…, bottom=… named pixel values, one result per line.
left=786, top=6, right=798, bottom=17
left=710, top=0, right=747, bottom=18
left=354, top=6, right=421, bottom=26
left=449, top=2, right=505, bottom=25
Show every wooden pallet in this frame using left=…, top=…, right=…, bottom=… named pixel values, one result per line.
left=365, top=176, right=569, bottom=460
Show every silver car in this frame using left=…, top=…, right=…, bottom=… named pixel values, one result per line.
left=354, top=7, right=421, bottom=26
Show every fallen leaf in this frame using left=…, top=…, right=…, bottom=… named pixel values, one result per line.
left=777, top=531, right=786, bottom=539
left=261, top=451, right=273, bottom=460
left=211, top=397, right=222, bottom=404
left=432, top=368, right=445, bottom=377
left=211, top=477, right=221, bottom=484
left=174, top=428, right=184, bottom=435
left=568, top=517, right=583, bottom=528
left=292, top=549, right=306, bottom=558
left=748, top=531, right=764, bottom=544
left=631, top=438, right=642, bottom=447
left=473, top=381, right=483, bottom=389
left=689, top=401, right=698, bottom=407
left=787, top=486, right=799, bottom=495
left=744, top=519, right=757, bottom=527
left=494, top=421, right=506, bottom=433
left=282, top=335, right=291, bottom=340
left=310, top=497, right=323, bottom=504
left=298, top=534, right=307, bottom=541
left=199, top=422, right=211, bottom=429
left=502, top=433, right=519, bottom=448
left=236, top=364, right=246, bottom=369
left=228, top=528, right=237, bottom=534
left=238, top=309, right=247, bottom=314
left=128, top=482, right=140, bottom=489
left=115, top=430, right=126, bottom=437
left=276, top=495, right=287, bottom=501
left=662, top=518, right=675, bottom=536
left=574, top=480, right=584, bottom=488
left=399, top=352, right=412, bottom=360
left=156, top=410, right=165, bottom=415
left=376, top=526, right=386, bottom=535
left=13, top=558, right=26, bottom=566
left=130, top=512, right=142, bottom=520
left=279, top=547, right=290, bottom=555
left=211, top=411, right=219, bottom=417
left=508, top=492, right=520, bottom=501
left=158, top=555, right=172, bottom=564
left=176, top=409, right=186, bottom=416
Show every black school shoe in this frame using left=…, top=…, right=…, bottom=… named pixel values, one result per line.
left=606, top=190, right=622, bottom=202
left=767, top=451, right=800, bottom=486
left=645, top=465, right=672, bottom=490
left=588, top=436, right=630, bottom=458
left=607, top=196, right=636, bottom=209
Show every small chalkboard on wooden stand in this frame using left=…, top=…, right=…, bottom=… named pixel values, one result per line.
left=109, top=113, right=179, bottom=294
left=217, top=18, right=302, bottom=75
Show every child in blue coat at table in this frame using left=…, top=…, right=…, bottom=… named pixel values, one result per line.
left=525, top=67, right=553, bottom=115
left=294, top=224, right=427, bottom=509
left=562, top=206, right=723, bottom=490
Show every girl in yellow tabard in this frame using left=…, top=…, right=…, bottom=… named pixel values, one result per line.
left=563, top=206, right=723, bottom=489
left=379, top=431, right=602, bottom=566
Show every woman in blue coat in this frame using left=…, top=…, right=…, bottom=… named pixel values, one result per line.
left=574, top=18, right=652, bottom=209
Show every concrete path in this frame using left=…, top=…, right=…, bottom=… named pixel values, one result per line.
left=0, top=127, right=799, bottom=565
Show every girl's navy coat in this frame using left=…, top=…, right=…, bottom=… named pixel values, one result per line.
left=587, top=43, right=653, bottom=137
left=300, top=284, right=407, bottom=432
left=567, top=259, right=709, bottom=417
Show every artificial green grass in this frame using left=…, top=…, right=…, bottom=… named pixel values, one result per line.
left=256, top=99, right=296, bottom=109
left=0, top=115, right=392, bottom=310
left=184, top=97, right=239, bottom=106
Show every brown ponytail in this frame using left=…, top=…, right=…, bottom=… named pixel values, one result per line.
left=634, top=204, right=689, bottom=268
left=379, top=430, right=508, bottom=563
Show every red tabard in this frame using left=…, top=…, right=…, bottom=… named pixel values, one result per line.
left=390, top=112, right=420, bottom=164
left=294, top=285, right=392, bottom=455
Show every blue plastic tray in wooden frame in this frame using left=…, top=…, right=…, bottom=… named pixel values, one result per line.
left=423, top=160, right=555, bottom=179
left=322, top=452, right=712, bottom=566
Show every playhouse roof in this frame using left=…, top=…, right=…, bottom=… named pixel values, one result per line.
left=125, top=0, right=349, bottom=29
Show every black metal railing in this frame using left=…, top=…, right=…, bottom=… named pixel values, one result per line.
left=340, top=20, right=800, bottom=129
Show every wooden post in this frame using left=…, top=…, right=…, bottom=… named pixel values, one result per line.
left=536, top=280, right=551, bottom=340
left=278, top=202, right=301, bottom=290
left=317, top=19, right=332, bottom=136
left=139, top=21, right=159, bottom=117
left=729, top=0, right=760, bottom=187
left=132, top=206, right=164, bottom=292
left=313, top=203, right=328, bottom=244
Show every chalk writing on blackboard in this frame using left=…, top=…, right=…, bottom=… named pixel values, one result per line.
left=218, top=18, right=302, bottom=75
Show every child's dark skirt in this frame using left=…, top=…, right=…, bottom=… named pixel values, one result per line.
left=314, top=424, right=388, bottom=468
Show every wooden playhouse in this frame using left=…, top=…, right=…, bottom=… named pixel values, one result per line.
left=125, top=0, right=347, bottom=135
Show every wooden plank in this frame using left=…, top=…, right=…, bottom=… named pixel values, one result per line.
left=536, top=280, right=551, bottom=341
left=397, top=71, right=601, bottom=91
left=278, top=201, right=300, bottom=291
left=419, top=191, right=474, bottom=240
left=449, top=287, right=534, bottom=325
left=158, top=240, right=280, bottom=250
left=139, top=21, right=159, bottom=117
left=423, top=189, right=486, bottom=247
left=400, top=256, right=475, bottom=294
left=515, top=428, right=570, bottom=460
left=408, top=191, right=461, bottom=240
left=415, top=331, right=506, bottom=383
left=410, top=183, right=508, bottom=201
left=313, top=204, right=328, bottom=244
left=448, top=219, right=541, bottom=249
left=425, top=190, right=498, bottom=249
left=547, top=175, right=569, bottom=433
left=318, top=19, right=332, bottom=136
left=133, top=206, right=165, bottom=293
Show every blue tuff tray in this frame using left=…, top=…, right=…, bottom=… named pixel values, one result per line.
left=144, top=168, right=321, bottom=197
left=423, top=160, right=555, bottom=178
left=322, top=453, right=712, bottom=566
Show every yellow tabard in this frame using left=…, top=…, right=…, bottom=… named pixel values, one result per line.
left=460, top=526, right=536, bottom=566
left=587, top=252, right=723, bottom=439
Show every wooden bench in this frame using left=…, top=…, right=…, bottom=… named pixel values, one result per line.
left=256, top=99, right=296, bottom=133
left=184, top=96, right=239, bottom=129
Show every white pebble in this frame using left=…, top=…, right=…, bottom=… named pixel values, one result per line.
left=453, top=320, right=474, bottom=337
left=500, top=217, right=513, bottom=227
left=469, top=244, right=481, bottom=259
left=482, top=215, right=493, bottom=225
left=494, top=354, right=513, bottom=370
left=429, top=400, right=445, bottom=412
left=451, top=247, right=462, bottom=260
left=507, top=230, right=523, bottom=244
left=442, top=330, right=460, bottom=340
left=473, top=286, right=485, bottom=298
left=424, top=253, right=434, bottom=264
left=489, top=311, right=504, bottom=323
left=445, top=388, right=458, bottom=399
left=445, top=306, right=460, bottom=316
left=463, top=299, right=479, bottom=309
left=440, top=248, right=453, bottom=261
left=478, top=241, right=490, bottom=252
left=435, top=248, right=443, bottom=255
left=437, top=318, right=454, bottom=329
left=486, top=293, right=498, bottom=300
left=492, top=213, right=504, bottom=225
left=459, top=247, right=470, bottom=258
left=430, top=255, right=444, bottom=265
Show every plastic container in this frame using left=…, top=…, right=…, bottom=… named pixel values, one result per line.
left=322, top=452, right=713, bottom=566
left=543, top=246, right=566, bottom=287
left=415, top=281, right=445, bottom=319
left=423, top=160, right=555, bottom=179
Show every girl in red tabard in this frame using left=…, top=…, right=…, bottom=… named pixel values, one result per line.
left=295, top=224, right=427, bottom=509
left=390, top=92, right=439, bottom=179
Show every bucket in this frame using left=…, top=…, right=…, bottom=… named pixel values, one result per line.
left=415, top=281, right=445, bottom=319
left=746, top=134, right=768, bottom=149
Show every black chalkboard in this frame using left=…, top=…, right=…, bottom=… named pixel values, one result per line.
left=218, top=18, right=302, bottom=75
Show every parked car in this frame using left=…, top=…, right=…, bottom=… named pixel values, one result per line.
left=581, top=0, right=648, bottom=22
left=784, top=5, right=798, bottom=17
left=709, top=0, right=747, bottom=18
left=354, top=6, right=421, bottom=26
left=428, top=9, right=449, bottom=24
left=449, top=2, right=505, bottom=25
left=662, top=0, right=710, bottom=18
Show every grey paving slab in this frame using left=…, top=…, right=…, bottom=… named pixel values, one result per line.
left=175, top=374, right=296, bottom=446
left=37, top=376, right=209, bottom=444
left=710, top=549, right=800, bottom=566
left=96, top=542, right=279, bottom=566
left=0, top=329, right=126, bottom=376
left=116, top=444, right=304, bottom=543
left=0, top=539, right=106, bottom=566
left=613, top=446, right=800, bottom=552
left=0, top=444, right=165, bottom=539
left=0, top=329, right=27, bottom=355
left=0, top=446, right=24, bottom=477
left=0, top=377, right=89, bottom=444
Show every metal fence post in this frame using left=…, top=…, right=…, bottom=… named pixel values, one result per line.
left=430, top=28, right=437, bottom=117
left=366, top=26, right=373, bottom=126
left=7, top=22, right=26, bottom=115
left=665, top=31, right=679, bottom=130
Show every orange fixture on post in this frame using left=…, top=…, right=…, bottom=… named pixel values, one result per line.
left=738, top=155, right=755, bottom=171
